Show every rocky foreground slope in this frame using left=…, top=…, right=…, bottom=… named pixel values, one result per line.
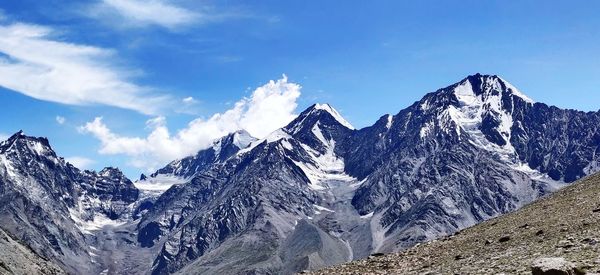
left=311, top=172, right=600, bottom=274
left=0, top=228, right=64, bottom=275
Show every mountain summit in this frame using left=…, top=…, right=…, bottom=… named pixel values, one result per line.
left=417, top=74, right=535, bottom=147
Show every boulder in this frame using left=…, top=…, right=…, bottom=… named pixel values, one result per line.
left=531, top=257, right=576, bottom=275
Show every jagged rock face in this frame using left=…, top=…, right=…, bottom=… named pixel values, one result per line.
left=0, top=131, right=139, bottom=274
left=511, top=104, right=600, bottom=182
left=77, top=167, right=139, bottom=220
left=0, top=132, right=89, bottom=274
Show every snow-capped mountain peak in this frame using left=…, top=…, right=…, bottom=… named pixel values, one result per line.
left=213, top=129, right=256, bottom=149
left=419, top=74, right=537, bottom=148
left=284, top=103, right=356, bottom=139
left=212, top=130, right=257, bottom=158
left=311, top=103, right=355, bottom=130
left=455, top=74, right=535, bottom=105
left=0, top=130, right=56, bottom=159
left=231, top=129, right=255, bottom=149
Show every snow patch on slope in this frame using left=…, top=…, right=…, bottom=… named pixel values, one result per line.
left=135, top=174, right=189, bottom=192
left=385, top=115, right=394, bottom=129
left=69, top=209, right=126, bottom=234
left=313, top=204, right=335, bottom=214
left=30, top=141, right=47, bottom=156
left=419, top=121, right=434, bottom=138
left=293, top=123, right=356, bottom=191
left=0, top=154, right=17, bottom=179
left=239, top=129, right=291, bottom=156
left=311, top=122, right=328, bottom=145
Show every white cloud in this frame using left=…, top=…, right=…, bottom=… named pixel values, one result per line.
left=96, top=0, right=200, bottom=29
left=182, top=96, right=196, bottom=103
left=56, top=116, right=66, bottom=125
left=80, top=75, right=301, bottom=171
left=0, top=22, right=171, bottom=115
left=0, top=133, right=8, bottom=141
left=177, top=96, right=200, bottom=115
left=65, top=156, right=96, bottom=170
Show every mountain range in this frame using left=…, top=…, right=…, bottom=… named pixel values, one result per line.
left=1, top=74, right=599, bottom=274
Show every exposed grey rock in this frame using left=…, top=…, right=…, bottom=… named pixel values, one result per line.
left=499, top=236, right=511, bottom=243
left=531, top=257, right=575, bottom=275
left=0, top=227, right=65, bottom=275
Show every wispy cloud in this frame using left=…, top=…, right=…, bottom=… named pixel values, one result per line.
left=56, top=116, right=66, bottom=125
left=182, top=97, right=196, bottom=104
left=93, top=0, right=201, bottom=30
left=89, top=0, right=256, bottom=31
left=80, top=76, right=301, bottom=171
left=0, top=133, right=8, bottom=141
left=65, top=156, right=96, bottom=170
left=0, top=22, right=172, bottom=115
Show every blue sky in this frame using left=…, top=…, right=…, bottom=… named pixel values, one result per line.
left=0, top=0, right=598, bottom=178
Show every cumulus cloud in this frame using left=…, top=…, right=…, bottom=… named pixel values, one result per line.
left=56, top=116, right=66, bottom=125
left=80, top=76, right=301, bottom=171
left=0, top=22, right=171, bottom=115
left=94, top=0, right=200, bottom=30
left=65, top=156, right=96, bottom=169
